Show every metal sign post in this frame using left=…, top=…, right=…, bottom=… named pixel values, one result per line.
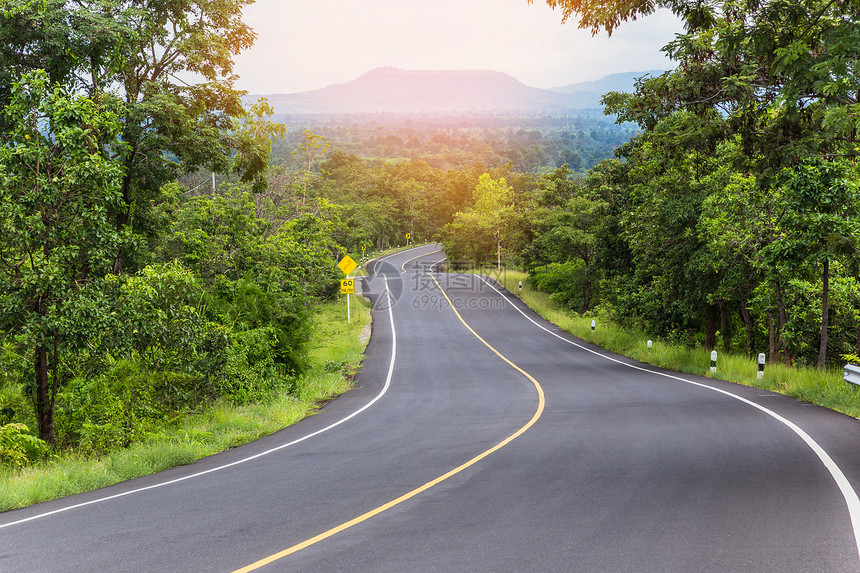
left=338, top=256, right=358, bottom=324
left=340, top=278, right=355, bottom=323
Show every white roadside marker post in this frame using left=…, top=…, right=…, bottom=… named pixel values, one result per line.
left=710, top=350, right=717, bottom=373
left=758, top=353, right=766, bottom=379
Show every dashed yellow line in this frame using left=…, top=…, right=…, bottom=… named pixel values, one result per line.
left=231, top=272, right=545, bottom=573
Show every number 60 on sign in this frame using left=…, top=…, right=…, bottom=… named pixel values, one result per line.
left=340, top=279, right=355, bottom=294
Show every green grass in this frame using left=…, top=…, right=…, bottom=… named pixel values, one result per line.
left=471, top=267, right=860, bottom=419
left=0, top=295, right=372, bottom=513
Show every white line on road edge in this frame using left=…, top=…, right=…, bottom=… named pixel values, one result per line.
left=0, top=278, right=398, bottom=530
left=430, top=257, right=448, bottom=272
left=477, top=275, right=860, bottom=562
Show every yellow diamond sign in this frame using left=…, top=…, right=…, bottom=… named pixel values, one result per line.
left=337, top=255, right=358, bottom=276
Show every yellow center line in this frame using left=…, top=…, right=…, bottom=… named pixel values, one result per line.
left=400, top=248, right=442, bottom=272
left=231, top=273, right=545, bottom=573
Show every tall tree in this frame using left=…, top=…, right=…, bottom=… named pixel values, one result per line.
left=0, top=72, right=124, bottom=443
left=1, top=0, right=260, bottom=273
left=778, top=159, right=860, bottom=369
left=473, top=174, right=515, bottom=271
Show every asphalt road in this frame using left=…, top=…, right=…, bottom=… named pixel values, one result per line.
left=3, top=244, right=860, bottom=572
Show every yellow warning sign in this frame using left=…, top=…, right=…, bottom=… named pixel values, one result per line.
left=340, top=279, right=355, bottom=294
left=337, top=255, right=357, bottom=276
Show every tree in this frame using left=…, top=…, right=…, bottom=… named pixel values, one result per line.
left=441, top=174, right=516, bottom=270
left=474, top=174, right=515, bottom=271
left=232, top=98, right=287, bottom=194
left=1, top=0, right=260, bottom=273
left=778, top=159, right=860, bottom=369
left=0, top=72, right=124, bottom=444
left=532, top=0, right=718, bottom=36
left=292, top=131, right=330, bottom=207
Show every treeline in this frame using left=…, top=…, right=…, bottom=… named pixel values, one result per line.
left=443, top=0, right=860, bottom=369
left=270, top=115, right=636, bottom=173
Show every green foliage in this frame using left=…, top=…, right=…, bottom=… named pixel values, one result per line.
left=1, top=0, right=261, bottom=273
left=279, top=116, right=634, bottom=174
left=0, top=7, right=352, bottom=464
left=0, top=423, right=48, bottom=468
left=507, top=0, right=860, bottom=369
left=0, top=70, right=124, bottom=443
left=110, top=263, right=221, bottom=374
left=56, top=361, right=164, bottom=454
left=223, top=328, right=292, bottom=404
left=158, top=189, right=270, bottom=282
left=232, top=98, right=287, bottom=193
left=212, top=279, right=311, bottom=375
left=536, top=0, right=715, bottom=36
left=529, top=260, right=593, bottom=312
left=440, top=173, right=516, bottom=268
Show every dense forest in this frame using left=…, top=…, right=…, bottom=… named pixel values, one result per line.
left=2, top=0, right=859, bottom=469
left=270, top=114, right=638, bottom=173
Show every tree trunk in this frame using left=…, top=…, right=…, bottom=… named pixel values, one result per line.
left=582, top=273, right=592, bottom=314
left=705, top=304, right=718, bottom=350
left=818, top=258, right=830, bottom=370
left=768, top=314, right=777, bottom=364
left=720, top=302, right=730, bottom=350
left=34, top=345, right=55, bottom=445
left=855, top=324, right=860, bottom=358
left=775, top=281, right=789, bottom=365
left=740, top=300, right=752, bottom=355
left=113, top=154, right=136, bottom=274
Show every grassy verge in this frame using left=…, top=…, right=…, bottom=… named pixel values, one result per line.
left=0, top=295, right=372, bottom=513
left=472, top=267, right=860, bottom=419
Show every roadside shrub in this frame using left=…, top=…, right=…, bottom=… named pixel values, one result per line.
left=223, top=327, right=295, bottom=404
left=56, top=360, right=165, bottom=454
left=0, top=382, right=31, bottom=427
left=0, top=423, right=49, bottom=468
left=529, top=260, right=592, bottom=312
left=210, top=277, right=312, bottom=376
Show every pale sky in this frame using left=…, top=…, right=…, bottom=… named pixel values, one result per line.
left=233, top=0, right=683, bottom=95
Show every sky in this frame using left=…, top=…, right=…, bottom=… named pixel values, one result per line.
left=233, top=0, right=684, bottom=95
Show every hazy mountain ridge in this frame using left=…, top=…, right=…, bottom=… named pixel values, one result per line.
left=547, top=70, right=667, bottom=95
left=254, top=67, right=665, bottom=116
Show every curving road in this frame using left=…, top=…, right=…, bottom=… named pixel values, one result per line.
left=3, top=244, right=860, bottom=572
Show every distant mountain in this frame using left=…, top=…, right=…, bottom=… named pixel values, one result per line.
left=254, top=67, right=666, bottom=117
left=548, top=70, right=668, bottom=95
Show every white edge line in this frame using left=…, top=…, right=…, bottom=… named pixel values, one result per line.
left=475, top=274, right=860, bottom=561
left=429, top=257, right=448, bottom=272
left=1, top=278, right=398, bottom=530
